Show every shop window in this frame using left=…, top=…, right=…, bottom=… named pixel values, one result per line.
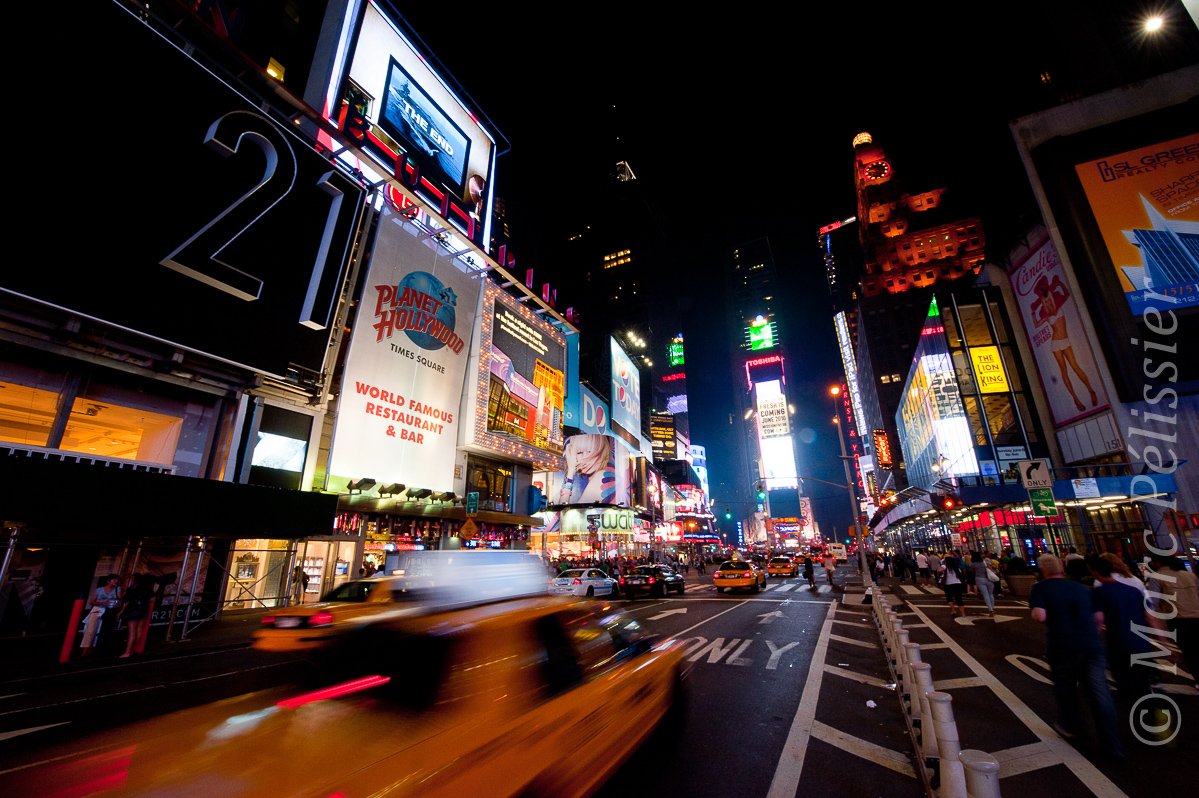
left=222, top=539, right=292, bottom=610
left=0, top=381, right=59, bottom=447
left=963, top=397, right=988, bottom=447
left=249, top=405, right=313, bottom=491
left=59, top=397, right=182, bottom=464
left=956, top=304, right=991, bottom=347
left=982, top=394, right=1021, bottom=445
left=467, top=459, right=513, bottom=513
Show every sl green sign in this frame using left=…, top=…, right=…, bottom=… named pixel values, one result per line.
left=466, top=492, right=479, bottom=516
left=1028, top=487, right=1057, bottom=517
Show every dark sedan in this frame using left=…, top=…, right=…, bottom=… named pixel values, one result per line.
left=619, top=565, right=686, bottom=598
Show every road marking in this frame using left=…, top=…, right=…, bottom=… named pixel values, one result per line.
left=648, top=608, right=688, bottom=621
left=1004, top=654, right=1053, bottom=685
left=954, top=614, right=1018, bottom=626
left=0, top=694, right=26, bottom=701
left=810, top=720, right=917, bottom=778
left=766, top=641, right=800, bottom=670
left=918, top=642, right=950, bottom=650
left=759, top=611, right=783, bottom=624
left=908, top=604, right=1128, bottom=797
left=689, top=638, right=742, bottom=664
left=932, top=676, right=986, bottom=690
left=823, top=664, right=892, bottom=689
left=990, top=741, right=1060, bottom=777
left=0, top=645, right=256, bottom=685
left=900, top=585, right=923, bottom=594
left=833, top=619, right=874, bottom=629
left=672, top=600, right=752, bottom=638
left=728, top=639, right=754, bottom=666
left=766, top=600, right=839, bottom=798
left=828, top=634, right=878, bottom=649
left=0, top=722, right=70, bottom=742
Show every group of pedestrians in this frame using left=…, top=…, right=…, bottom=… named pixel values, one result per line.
left=80, top=572, right=154, bottom=659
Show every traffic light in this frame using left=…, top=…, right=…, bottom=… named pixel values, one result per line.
left=725, top=507, right=732, bottom=520
left=756, top=483, right=767, bottom=501
left=933, top=492, right=962, bottom=511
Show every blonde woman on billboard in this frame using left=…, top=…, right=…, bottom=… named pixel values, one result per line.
left=557, top=434, right=616, bottom=505
left=1032, top=275, right=1098, bottom=412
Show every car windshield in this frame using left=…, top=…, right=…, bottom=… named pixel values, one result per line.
left=720, top=562, right=750, bottom=571
left=558, top=570, right=584, bottom=579
left=320, top=581, right=374, bottom=603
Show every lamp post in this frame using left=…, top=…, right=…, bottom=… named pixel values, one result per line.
left=829, top=386, right=871, bottom=584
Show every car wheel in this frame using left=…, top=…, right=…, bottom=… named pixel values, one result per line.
left=677, top=582, right=685, bottom=595
left=751, top=580, right=760, bottom=594
left=657, top=582, right=667, bottom=598
left=716, top=586, right=725, bottom=593
left=586, top=586, right=594, bottom=597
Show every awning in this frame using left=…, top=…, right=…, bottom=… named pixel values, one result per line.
left=336, top=494, right=542, bottom=527
left=1, top=456, right=337, bottom=539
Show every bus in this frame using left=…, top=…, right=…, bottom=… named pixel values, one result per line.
left=826, top=543, right=847, bottom=564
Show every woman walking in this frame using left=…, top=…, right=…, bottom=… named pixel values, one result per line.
left=938, top=556, right=967, bottom=618
left=971, top=552, right=997, bottom=616
left=803, top=556, right=816, bottom=589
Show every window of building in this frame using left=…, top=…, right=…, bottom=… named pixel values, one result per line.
left=881, top=375, right=890, bottom=383
left=0, top=381, right=61, bottom=447
left=58, top=397, right=182, bottom=464
left=466, top=458, right=513, bottom=513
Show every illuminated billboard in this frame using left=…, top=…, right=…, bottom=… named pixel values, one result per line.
left=649, top=412, right=677, bottom=462
left=328, top=206, right=481, bottom=490
left=1009, top=236, right=1110, bottom=425
left=542, top=434, right=632, bottom=507
left=1073, top=133, right=1199, bottom=315
left=834, top=312, right=866, bottom=439
left=462, top=282, right=568, bottom=470
left=897, top=299, right=980, bottom=488
left=746, top=315, right=777, bottom=350
left=327, top=2, right=495, bottom=237
left=668, top=336, right=685, bottom=366
left=610, top=337, right=642, bottom=445
left=969, top=346, right=1010, bottom=393
left=755, top=380, right=797, bottom=489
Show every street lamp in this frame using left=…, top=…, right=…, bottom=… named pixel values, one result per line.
left=1145, top=15, right=1163, bottom=32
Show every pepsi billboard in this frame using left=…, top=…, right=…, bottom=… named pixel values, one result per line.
left=610, top=337, right=642, bottom=448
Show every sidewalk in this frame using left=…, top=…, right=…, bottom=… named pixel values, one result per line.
left=0, top=607, right=271, bottom=681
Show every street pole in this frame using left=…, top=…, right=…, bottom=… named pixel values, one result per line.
left=830, top=385, right=870, bottom=586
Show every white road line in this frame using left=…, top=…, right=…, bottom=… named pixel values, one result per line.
left=810, top=720, right=917, bottom=778
left=0, top=722, right=70, bottom=742
left=823, top=664, right=893, bottom=689
left=900, top=585, right=923, bottom=594
left=989, top=741, right=1060, bottom=778
left=831, top=619, right=873, bottom=629
left=0, top=645, right=255, bottom=685
left=0, top=694, right=26, bottom=701
left=672, top=601, right=754, bottom=638
left=766, top=600, right=839, bottom=798
left=907, top=604, right=1128, bottom=797
left=828, top=634, right=878, bottom=649
left=932, top=676, right=987, bottom=690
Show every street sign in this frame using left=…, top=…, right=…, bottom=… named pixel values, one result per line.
left=1028, top=487, right=1057, bottom=517
left=466, top=492, right=479, bottom=517
left=460, top=519, right=478, bottom=540
left=1018, top=460, right=1053, bottom=490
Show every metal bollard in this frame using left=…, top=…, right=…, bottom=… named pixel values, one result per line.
left=927, top=692, right=967, bottom=798
left=894, top=629, right=911, bottom=691
left=910, top=662, right=939, bottom=763
left=890, top=617, right=904, bottom=666
left=904, top=642, right=923, bottom=718
left=959, top=749, right=1001, bottom=798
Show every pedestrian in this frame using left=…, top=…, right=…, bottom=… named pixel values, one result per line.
left=1098, top=553, right=1146, bottom=596
left=1064, top=546, right=1083, bottom=563
left=971, top=552, right=997, bottom=616
left=1028, top=554, right=1123, bottom=755
left=1090, top=557, right=1156, bottom=702
left=916, top=550, right=930, bottom=587
left=803, top=556, right=816, bottom=588
left=894, top=555, right=907, bottom=583
left=292, top=565, right=310, bottom=603
left=927, top=551, right=942, bottom=582
left=938, top=556, right=967, bottom=618
left=81, top=574, right=122, bottom=657
left=1146, top=554, right=1199, bottom=689
left=117, top=574, right=153, bottom=659
left=823, top=552, right=836, bottom=585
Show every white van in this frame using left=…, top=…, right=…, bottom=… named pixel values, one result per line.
left=827, top=543, right=847, bottom=564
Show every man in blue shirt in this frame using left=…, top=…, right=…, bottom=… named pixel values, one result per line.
left=1029, top=553, right=1123, bottom=756
left=1091, top=556, right=1156, bottom=702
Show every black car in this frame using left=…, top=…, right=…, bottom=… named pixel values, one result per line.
left=620, top=565, right=686, bottom=598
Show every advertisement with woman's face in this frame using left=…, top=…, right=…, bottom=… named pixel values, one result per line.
left=548, top=434, right=631, bottom=507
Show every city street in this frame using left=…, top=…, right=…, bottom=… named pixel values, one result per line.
left=2, top=564, right=1195, bottom=797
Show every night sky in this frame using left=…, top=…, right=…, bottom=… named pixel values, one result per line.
left=390, top=1, right=1194, bottom=537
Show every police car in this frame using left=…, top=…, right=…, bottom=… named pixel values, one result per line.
left=550, top=568, right=618, bottom=598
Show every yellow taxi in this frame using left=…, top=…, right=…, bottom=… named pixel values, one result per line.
left=254, top=576, right=426, bottom=652
left=714, top=559, right=767, bottom=592
left=767, top=556, right=799, bottom=578
left=11, top=596, right=688, bottom=798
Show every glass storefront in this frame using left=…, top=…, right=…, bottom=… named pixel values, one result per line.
left=222, top=539, right=293, bottom=609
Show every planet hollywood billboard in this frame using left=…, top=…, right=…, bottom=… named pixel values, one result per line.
left=328, top=206, right=482, bottom=491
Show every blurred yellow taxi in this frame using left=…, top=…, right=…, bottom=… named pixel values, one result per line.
left=11, top=595, right=688, bottom=798
left=767, top=556, right=799, bottom=578
left=254, top=576, right=424, bottom=652
left=714, top=560, right=766, bottom=593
